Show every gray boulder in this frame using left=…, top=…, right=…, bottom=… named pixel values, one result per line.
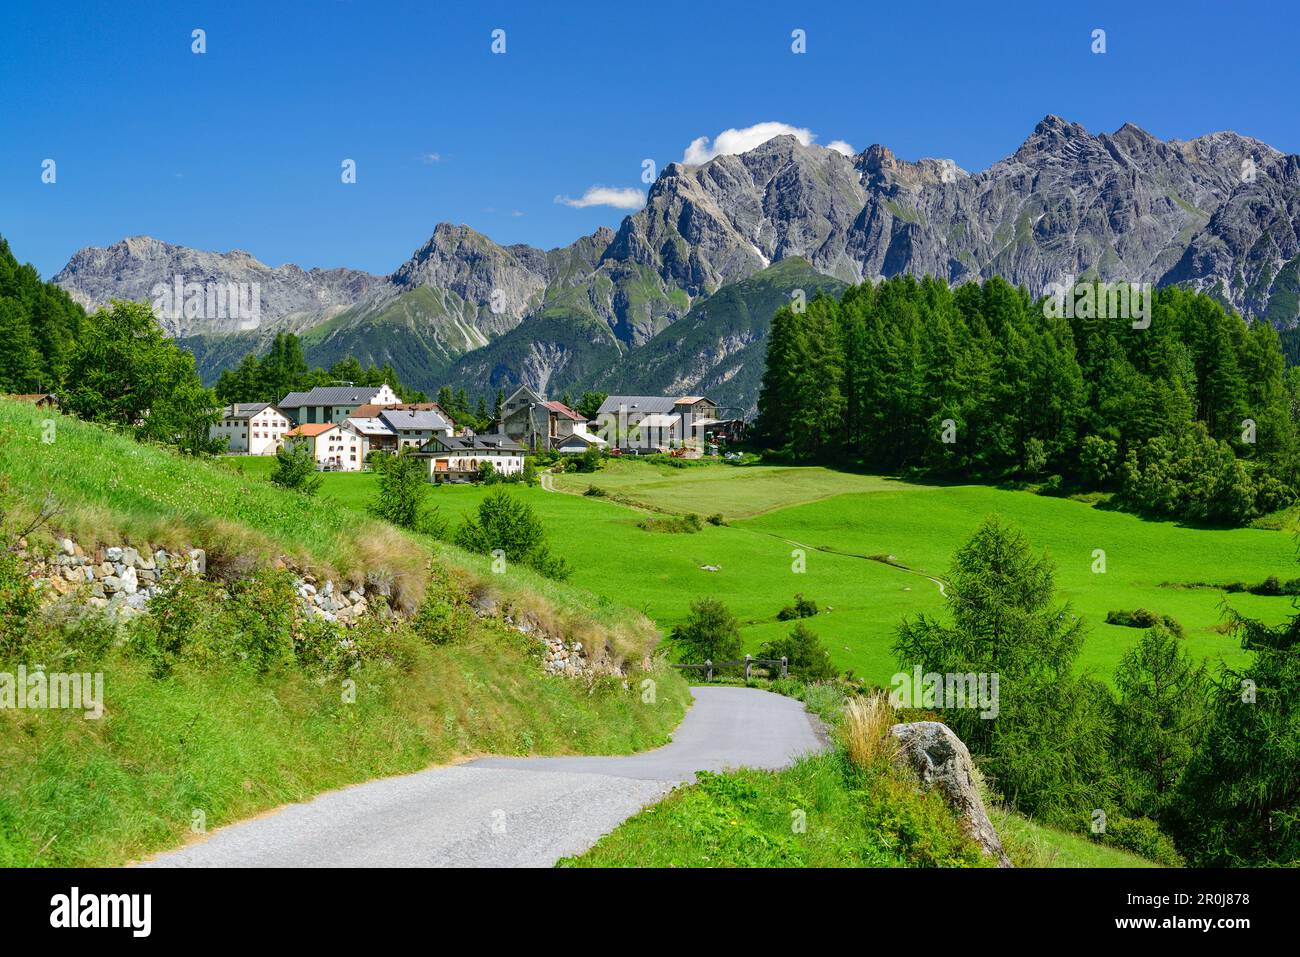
left=889, top=721, right=1012, bottom=867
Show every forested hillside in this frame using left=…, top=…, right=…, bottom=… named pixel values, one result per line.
left=0, top=236, right=86, bottom=394
left=756, top=276, right=1298, bottom=525
left=212, top=332, right=429, bottom=406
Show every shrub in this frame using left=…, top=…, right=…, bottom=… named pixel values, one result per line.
left=0, top=548, right=39, bottom=660
left=454, top=488, right=570, bottom=581
left=583, top=485, right=607, bottom=497
left=1118, top=423, right=1292, bottom=526
left=1080, top=435, right=1119, bottom=489
left=411, top=593, right=472, bottom=646
left=759, top=622, right=836, bottom=681
left=130, top=573, right=224, bottom=676
left=776, top=592, right=818, bottom=621
left=1105, top=608, right=1185, bottom=638
left=1248, top=575, right=1282, bottom=596
left=670, top=598, right=742, bottom=665
left=369, top=448, right=427, bottom=530
left=706, top=513, right=725, bottom=526
left=1038, top=474, right=1066, bottom=496
left=270, top=441, right=321, bottom=495
left=637, top=513, right=702, bottom=534
left=132, top=568, right=299, bottom=675
left=224, top=569, right=299, bottom=672
left=1096, top=814, right=1185, bottom=868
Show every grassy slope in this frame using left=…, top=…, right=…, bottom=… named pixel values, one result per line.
left=0, top=401, right=656, bottom=652
left=257, top=455, right=1294, bottom=684
left=562, top=751, right=987, bottom=868
left=0, top=400, right=691, bottom=865
left=1, top=643, right=689, bottom=867
left=990, top=810, right=1159, bottom=868
left=562, top=752, right=1156, bottom=868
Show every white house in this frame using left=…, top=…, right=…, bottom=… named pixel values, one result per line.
left=283, top=422, right=365, bottom=471
left=380, top=407, right=455, bottom=450
left=212, top=403, right=291, bottom=455
left=594, top=395, right=720, bottom=453
left=553, top=421, right=608, bottom=454
left=420, top=433, right=525, bottom=482
left=278, top=384, right=401, bottom=427
left=345, top=416, right=399, bottom=457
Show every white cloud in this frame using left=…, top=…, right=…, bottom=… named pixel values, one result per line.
left=554, top=186, right=645, bottom=210
left=419, top=152, right=441, bottom=164
left=680, top=122, right=856, bottom=164
left=683, top=122, right=814, bottom=164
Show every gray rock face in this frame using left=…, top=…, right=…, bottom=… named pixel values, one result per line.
left=389, top=223, right=550, bottom=337
left=889, top=721, right=1012, bottom=867
left=52, top=235, right=383, bottom=337
left=611, top=117, right=1295, bottom=327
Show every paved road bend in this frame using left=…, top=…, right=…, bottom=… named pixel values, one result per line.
left=144, top=686, right=826, bottom=868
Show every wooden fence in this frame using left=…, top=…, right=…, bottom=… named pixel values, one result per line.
left=671, top=654, right=788, bottom=681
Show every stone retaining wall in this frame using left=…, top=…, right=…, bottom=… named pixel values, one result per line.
left=23, top=535, right=611, bottom=678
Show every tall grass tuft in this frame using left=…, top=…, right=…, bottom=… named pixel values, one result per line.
left=841, top=692, right=898, bottom=771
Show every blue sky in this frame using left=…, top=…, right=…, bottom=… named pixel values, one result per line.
left=2, top=0, right=1296, bottom=279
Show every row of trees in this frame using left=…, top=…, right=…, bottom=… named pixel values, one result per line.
left=896, top=515, right=1297, bottom=866
left=2, top=233, right=227, bottom=454
left=755, top=276, right=1299, bottom=524
left=0, top=237, right=85, bottom=395
left=215, top=333, right=427, bottom=407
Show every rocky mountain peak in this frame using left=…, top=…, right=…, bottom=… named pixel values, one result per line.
left=859, top=143, right=898, bottom=175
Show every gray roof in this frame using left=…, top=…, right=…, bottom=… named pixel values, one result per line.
left=554, top=431, right=602, bottom=450
left=223, top=402, right=275, bottom=418
left=471, top=433, right=525, bottom=452
left=278, top=385, right=384, bottom=408
left=380, top=408, right=451, bottom=432
left=345, top=416, right=395, bottom=436
left=422, top=432, right=524, bottom=453
left=596, top=395, right=680, bottom=416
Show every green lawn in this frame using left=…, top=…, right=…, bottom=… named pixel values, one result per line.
left=743, top=485, right=1294, bottom=679
left=552, top=459, right=921, bottom=519
left=221, top=455, right=1297, bottom=685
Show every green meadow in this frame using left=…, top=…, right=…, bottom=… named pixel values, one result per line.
left=225, top=456, right=1298, bottom=684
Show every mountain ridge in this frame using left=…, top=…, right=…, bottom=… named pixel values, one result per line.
left=52, top=116, right=1300, bottom=408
